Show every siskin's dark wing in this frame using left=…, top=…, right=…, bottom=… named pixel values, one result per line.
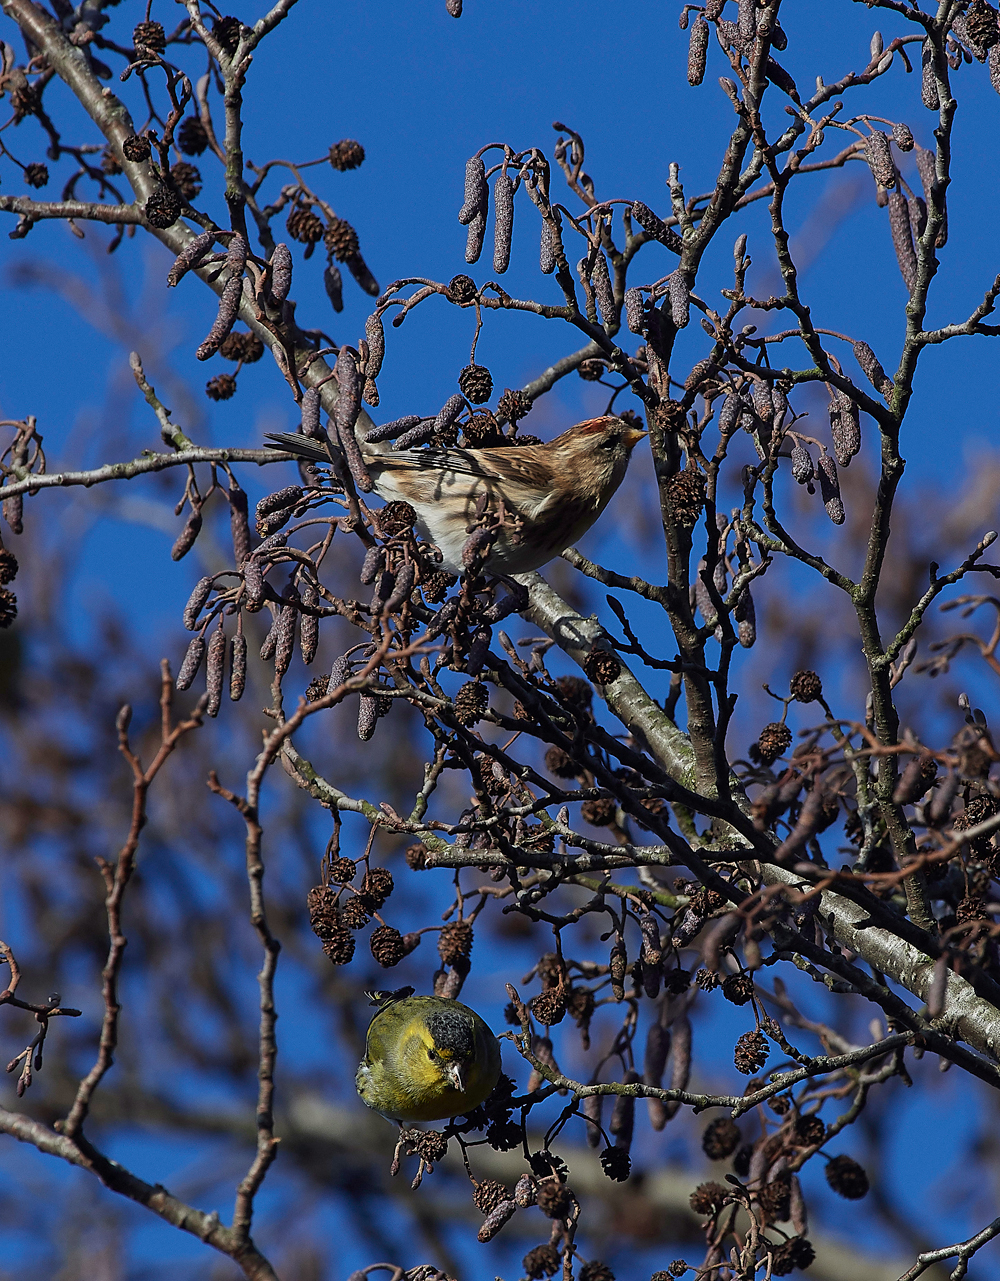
left=264, top=432, right=334, bottom=464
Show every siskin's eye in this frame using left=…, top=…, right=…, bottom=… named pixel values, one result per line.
left=427, top=1048, right=436, bottom=1061
left=599, top=434, right=620, bottom=451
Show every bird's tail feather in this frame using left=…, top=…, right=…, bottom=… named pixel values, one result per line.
left=264, top=432, right=334, bottom=464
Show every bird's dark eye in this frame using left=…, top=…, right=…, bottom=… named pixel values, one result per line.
left=427, top=1048, right=436, bottom=1061
left=599, top=434, right=620, bottom=451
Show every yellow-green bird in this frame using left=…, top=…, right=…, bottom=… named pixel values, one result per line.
left=356, top=988, right=502, bottom=1123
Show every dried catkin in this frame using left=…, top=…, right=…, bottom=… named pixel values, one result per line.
left=667, top=269, right=689, bottom=328
left=592, top=251, right=615, bottom=325
left=274, top=599, right=297, bottom=677
left=790, top=440, right=814, bottom=484
left=540, top=210, right=561, bottom=274
left=334, top=349, right=373, bottom=492
left=688, top=15, right=709, bottom=85
left=299, top=580, right=319, bottom=665
left=384, top=562, right=415, bottom=613
left=301, top=386, right=322, bottom=440
left=243, top=557, right=264, bottom=611
left=663, top=1014, right=691, bottom=1122
left=493, top=171, right=514, bottom=274
left=737, top=0, right=755, bottom=42
left=184, top=577, right=213, bottom=630
left=270, top=243, right=292, bottom=305
left=228, top=478, right=251, bottom=566
left=909, top=194, right=928, bottom=242
left=864, top=131, right=895, bottom=188
left=830, top=390, right=861, bottom=466
left=357, top=693, right=378, bottom=741
left=171, top=509, right=203, bottom=561
left=365, top=414, right=421, bottom=444
left=630, top=201, right=684, bottom=254
left=609, top=1071, right=639, bottom=1151
left=735, top=586, right=756, bottom=648
left=177, top=636, right=206, bottom=690
left=624, top=287, right=645, bottom=333
left=920, top=38, right=939, bottom=108
left=206, top=624, right=226, bottom=717
left=887, top=191, right=917, bottom=290
left=230, top=632, right=246, bottom=701
left=364, top=312, right=385, bottom=380
left=853, top=341, right=894, bottom=399
left=817, top=453, right=845, bottom=525
left=458, top=156, right=488, bottom=224
left=360, top=547, right=384, bottom=585
left=435, top=393, right=466, bottom=435
left=719, top=392, right=741, bottom=435
left=751, top=378, right=773, bottom=423
left=990, top=42, right=1000, bottom=94
left=323, top=264, right=343, bottom=312
left=583, top=1093, right=603, bottom=1148
left=892, top=121, right=914, bottom=152
left=260, top=612, right=279, bottom=662
left=394, top=419, right=436, bottom=449
left=167, top=230, right=215, bottom=287
left=465, top=206, right=487, bottom=264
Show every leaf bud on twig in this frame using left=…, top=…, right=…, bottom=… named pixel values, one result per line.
left=493, top=171, right=515, bottom=274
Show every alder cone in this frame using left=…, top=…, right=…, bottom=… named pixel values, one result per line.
left=702, top=1117, right=740, bottom=1160
left=825, top=1154, right=869, bottom=1199
left=178, top=116, right=208, bottom=155
left=324, top=216, right=360, bottom=261
left=438, top=919, right=473, bottom=964
left=329, top=138, right=365, bottom=170
left=757, top=722, right=792, bottom=765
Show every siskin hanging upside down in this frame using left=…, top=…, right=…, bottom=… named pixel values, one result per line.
left=356, top=988, right=502, bottom=1124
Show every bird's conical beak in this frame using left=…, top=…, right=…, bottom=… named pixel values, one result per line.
left=624, top=429, right=648, bottom=449
left=446, top=1060, right=467, bottom=1092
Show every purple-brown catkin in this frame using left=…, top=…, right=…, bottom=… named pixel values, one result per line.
left=624, top=287, right=645, bottom=333
left=892, top=121, right=914, bottom=151
left=334, top=349, right=373, bottom=492
left=630, top=201, right=684, bottom=254
left=663, top=1014, right=691, bottom=1122
left=270, top=243, right=292, bottom=305
left=171, top=509, right=203, bottom=561
left=915, top=146, right=948, bottom=248
left=345, top=253, right=380, bottom=298
left=990, top=42, right=1000, bottom=94
left=301, top=386, right=323, bottom=440
left=887, top=192, right=917, bottom=291
left=176, top=636, right=206, bottom=690
left=357, top=693, right=378, bottom=741
left=751, top=379, right=773, bottom=424
left=206, top=623, right=226, bottom=717
left=243, top=557, right=264, bottom=611
left=540, top=211, right=560, bottom=274
left=3, top=492, right=23, bottom=535
left=667, top=269, right=689, bottom=328
left=735, top=587, right=756, bottom=648
left=360, top=548, right=384, bottom=585
left=324, top=264, right=343, bottom=312
left=817, top=453, right=845, bottom=525
left=384, top=562, right=415, bottom=613
left=609, top=1071, right=639, bottom=1151
left=493, top=172, right=514, bottom=274
left=300, top=580, right=319, bottom=665
left=435, top=393, right=466, bottom=436
left=167, top=230, right=215, bottom=287
left=459, top=156, right=488, bottom=224
left=184, top=577, right=213, bottom=630
left=260, top=612, right=279, bottom=662
left=365, top=414, right=421, bottom=444
left=364, top=313, right=385, bottom=381
left=394, top=420, right=438, bottom=449
left=274, top=600, right=297, bottom=677
left=592, top=252, right=615, bottom=326
left=921, top=38, right=940, bottom=108
left=830, top=390, right=861, bottom=466
left=465, top=206, right=487, bottom=264
left=230, top=632, right=246, bottom=701
left=719, top=392, right=741, bottom=435
left=228, top=479, right=251, bottom=566
left=737, top=0, right=755, bottom=41
left=688, top=15, right=709, bottom=85
left=864, top=131, right=895, bottom=188
left=853, top=341, right=894, bottom=399
left=644, top=1023, right=670, bottom=1130
left=790, top=441, right=814, bottom=484
left=909, top=194, right=928, bottom=242
left=196, top=238, right=247, bottom=361
left=583, top=1093, right=603, bottom=1149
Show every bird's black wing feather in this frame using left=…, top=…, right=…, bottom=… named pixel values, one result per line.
left=264, top=432, right=334, bottom=463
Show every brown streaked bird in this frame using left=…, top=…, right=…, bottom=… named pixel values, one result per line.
left=266, top=414, right=646, bottom=576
